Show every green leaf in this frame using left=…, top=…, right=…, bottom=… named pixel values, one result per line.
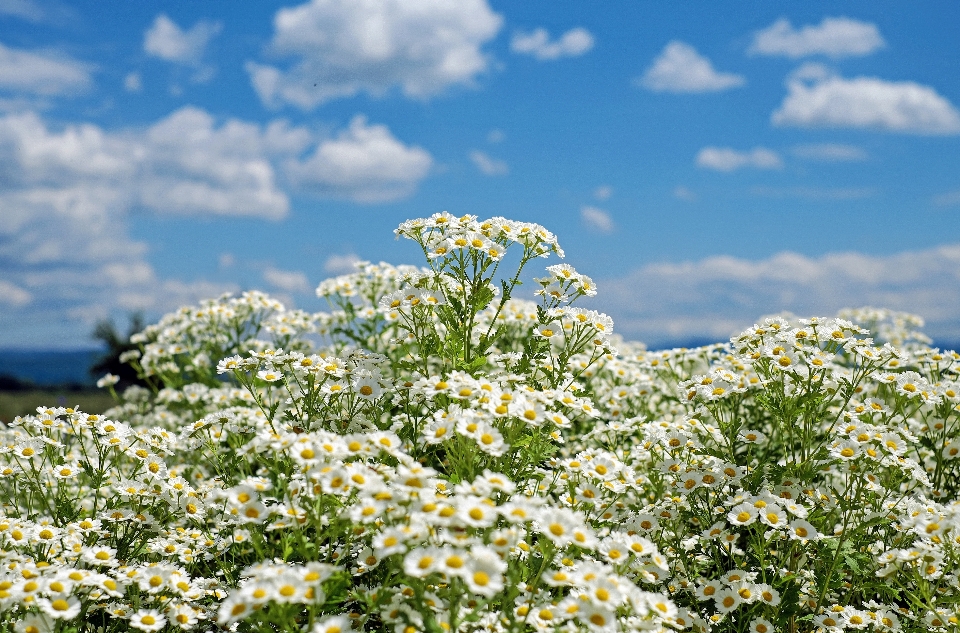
left=467, top=356, right=487, bottom=372
left=474, top=285, right=495, bottom=311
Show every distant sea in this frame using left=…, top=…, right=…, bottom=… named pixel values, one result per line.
left=1, top=339, right=958, bottom=389
left=0, top=349, right=104, bottom=387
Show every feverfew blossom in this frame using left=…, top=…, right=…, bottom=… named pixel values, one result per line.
left=2, top=216, right=958, bottom=633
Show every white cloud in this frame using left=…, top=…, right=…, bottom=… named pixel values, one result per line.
left=773, top=64, right=960, bottom=135
left=599, top=244, right=960, bottom=346
left=0, top=181, right=237, bottom=347
left=0, top=108, right=264, bottom=346
left=124, top=72, right=142, bottom=92
left=581, top=206, right=614, bottom=232
left=284, top=115, right=433, bottom=202
left=1, top=108, right=421, bottom=213
left=511, top=27, right=593, bottom=61
left=263, top=266, right=310, bottom=293
left=750, top=17, right=884, bottom=59
left=0, top=0, right=75, bottom=24
left=638, top=41, right=745, bottom=93
left=248, top=0, right=502, bottom=110
left=791, top=143, right=867, bottom=162
left=0, top=40, right=92, bottom=96
left=696, top=147, right=782, bottom=172
left=933, top=190, right=960, bottom=207
left=0, top=0, right=44, bottom=21
left=0, top=108, right=287, bottom=220
left=0, top=280, right=31, bottom=307
left=144, top=14, right=221, bottom=65
left=323, top=253, right=361, bottom=274
left=673, top=186, right=697, bottom=201
left=487, top=128, right=505, bottom=143
left=594, top=185, right=612, bottom=201
left=469, top=150, right=507, bottom=176
left=0, top=107, right=295, bottom=223
left=0, top=107, right=432, bottom=345
left=139, top=108, right=290, bottom=218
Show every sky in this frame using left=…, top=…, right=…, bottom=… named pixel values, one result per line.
left=1, top=0, right=960, bottom=349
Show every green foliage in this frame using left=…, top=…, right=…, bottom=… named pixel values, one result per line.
left=1, top=214, right=960, bottom=633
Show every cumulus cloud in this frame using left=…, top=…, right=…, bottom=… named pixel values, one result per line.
left=511, top=27, right=594, bottom=61
left=469, top=150, right=507, bottom=176
left=0, top=109, right=294, bottom=219
left=139, top=108, right=292, bottom=218
left=0, top=182, right=236, bottom=347
left=284, top=115, right=432, bottom=202
left=0, top=40, right=92, bottom=96
left=263, top=266, right=310, bottom=293
left=0, top=108, right=303, bottom=346
left=1, top=108, right=423, bottom=217
left=696, top=147, right=782, bottom=172
left=0, top=107, right=428, bottom=346
left=750, top=17, right=884, bottom=59
left=773, top=64, right=960, bottom=135
left=791, top=143, right=867, bottom=162
left=598, top=244, right=960, bottom=346
left=638, top=41, right=745, bottom=93
left=144, top=14, right=221, bottom=65
left=247, top=0, right=502, bottom=110
left=581, top=206, right=614, bottom=232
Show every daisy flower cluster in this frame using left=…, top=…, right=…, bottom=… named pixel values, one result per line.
left=2, top=214, right=959, bottom=633
left=563, top=311, right=960, bottom=632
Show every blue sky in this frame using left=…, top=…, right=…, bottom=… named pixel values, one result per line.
left=2, top=0, right=960, bottom=348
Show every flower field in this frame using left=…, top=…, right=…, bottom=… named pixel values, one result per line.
left=2, top=213, right=959, bottom=633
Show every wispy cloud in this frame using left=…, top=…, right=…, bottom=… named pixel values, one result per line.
left=696, top=147, right=782, bottom=172
left=0, top=40, right=92, bottom=96
left=469, top=150, right=508, bottom=176
left=599, top=244, right=960, bottom=346
left=0, top=280, right=31, bottom=307
left=123, top=72, right=142, bottom=93
left=791, top=143, right=867, bottom=162
left=0, top=0, right=76, bottom=25
left=323, top=253, right=361, bottom=274
left=581, top=206, right=614, bottom=232
left=933, top=190, right=960, bottom=207
left=511, top=27, right=594, bottom=61
left=750, top=17, right=885, bottom=59
left=594, top=185, right=612, bottom=201
left=263, top=265, right=310, bottom=294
